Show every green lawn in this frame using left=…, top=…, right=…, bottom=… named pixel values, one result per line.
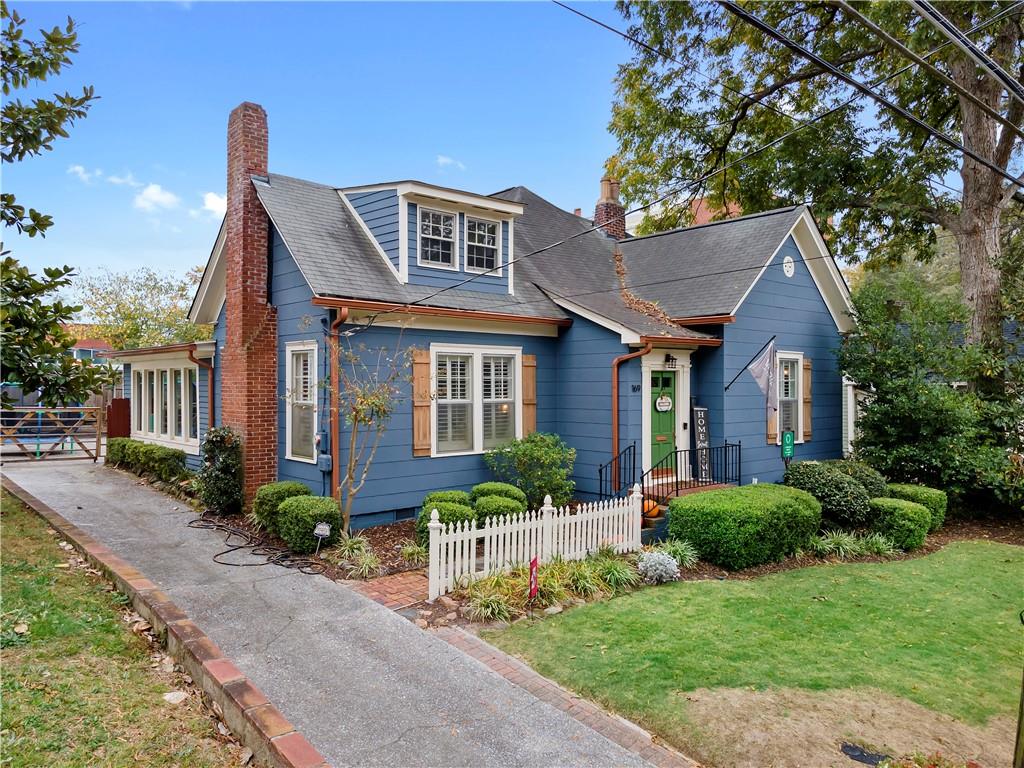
left=486, top=542, right=1022, bottom=753
left=0, top=491, right=238, bottom=767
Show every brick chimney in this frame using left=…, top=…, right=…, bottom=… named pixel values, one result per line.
left=222, top=102, right=278, bottom=508
left=594, top=176, right=625, bottom=239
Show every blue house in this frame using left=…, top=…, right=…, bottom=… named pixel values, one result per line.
left=112, top=103, right=856, bottom=528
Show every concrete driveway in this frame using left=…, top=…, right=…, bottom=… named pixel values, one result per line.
left=3, top=461, right=650, bottom=768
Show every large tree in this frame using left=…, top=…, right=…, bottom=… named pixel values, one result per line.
left=73, top=266, right=212, bottom=350
left=608, top=1, right=1022, bottom=351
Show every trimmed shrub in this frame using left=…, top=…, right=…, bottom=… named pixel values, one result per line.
left=825, top=459, right=888, bottom=498
left=469, top=481, right=528, bottom=507
left=415, top=501, right=475, bottom=545
left=784, top=461, right=872, bottom=528
left=886, top=483, right=948, bottom=532
left=196, top=426, right=243, bottom=515
left=484, top=432, right=576, bottom=508
left=474, top=494, right=526, bottom=524
left=668, top=484, right=821, bottom=570
left=277, top=496, right=341, bottom=554
left=252, top=481, right=311, bottom=535
left=422, top=490, right=471, bottom=509
left=106, top=437, right=128, bottom=466
left=105, top=437, right=187, bottom=482
left=870, top=497, right=931, bottom=551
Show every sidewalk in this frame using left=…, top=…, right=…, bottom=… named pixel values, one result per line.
left=2, top=461, right=650, bottom=768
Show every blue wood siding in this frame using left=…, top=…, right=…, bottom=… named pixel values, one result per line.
left=211, top=302, right=225, bottom=429
left=345, top=189, right=400, bottom=271
left=122, top=363, right=132, bottom=398
left=722, top=235, right=843, bottom=484
left=271, top=226, right=332, bottom=495
left=690, top=342, right=725, bottom=450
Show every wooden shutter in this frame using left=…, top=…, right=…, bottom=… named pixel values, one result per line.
left=522, top=354, right=537, bottom=436
left=412, top=348, right=431, bottom=457
left=766, top=404, right=778, bottom=445
left=802, top=357, right=813, bottom=442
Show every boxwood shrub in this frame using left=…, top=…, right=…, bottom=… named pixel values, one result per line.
left=277, top=496, right=341, bottom=554
left=870, top=497, right=931, bottom=551
left=474, top=494, right=526, bottom=524
left=825, top=459, right=888, bottom=498
left=252, top=481, right=311, bottom=535
left=105, top=437, right=188, bottom=483
left=885, top=483, right=947, bottom=532
left=784, top=461, right=872, bottom=528
left=469, top=481, right=528, bottom=507
left=668, top=484, right=821, bottom=570
left=416, top=501, right=475, bottom=545
left=422, top=490, right=472, bottom=508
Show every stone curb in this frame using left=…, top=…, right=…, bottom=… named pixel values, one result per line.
left=2, top=476, right=331, bottom=768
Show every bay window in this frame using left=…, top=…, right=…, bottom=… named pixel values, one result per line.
left=286, top=342, right=317, bottom=462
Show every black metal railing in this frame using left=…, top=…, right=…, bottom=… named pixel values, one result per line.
left=639, top=442, right=741, bottom=503
left=598, top=441, right=637, bottom=499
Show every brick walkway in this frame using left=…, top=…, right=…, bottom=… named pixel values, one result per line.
left=434, top=627, right=699, bottom=768
left=351, top=569, right=428, bottom=609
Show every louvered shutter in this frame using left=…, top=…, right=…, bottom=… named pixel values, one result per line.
left=412, top=348, right=431, bottom=457
left=522, top=354, right=537, bottom=436
left=802, top=357, right=813, bottom=442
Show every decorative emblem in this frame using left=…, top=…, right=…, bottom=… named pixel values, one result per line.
left=656, top=395, right=673, bottom=412
left=783, top=254, right=795, bottom=277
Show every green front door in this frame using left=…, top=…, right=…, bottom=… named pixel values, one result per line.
left=650, top=371, right=676, bottom=473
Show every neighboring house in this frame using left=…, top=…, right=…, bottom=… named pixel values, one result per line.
left=2, top=324, right=116, bottom=407
left=110, top=103, right=855, bottom=528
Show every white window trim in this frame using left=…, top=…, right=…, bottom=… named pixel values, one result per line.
left=429, top=343, right=523, bottom=458
left=129, top=361, right=201, bottom=454
left=776, top=350, right=804, bottom=445
left=417, top=205, right=460, bottom=272
left=463, top=213, right=503, bottom=277
left=285, top=340, right=319, bottom=464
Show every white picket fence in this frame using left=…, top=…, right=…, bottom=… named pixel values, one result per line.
left=427, top=484, right=643, bottom=600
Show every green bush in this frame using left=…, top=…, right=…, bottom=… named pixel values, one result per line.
left=104, top=437, right=187, bottom=483
left=415, top=501, right=475, bottom=545
left=474, top=494, right=527, bottom=524
left=277, top=496, right=341, bottom=554
left=252, top=481, right=311, bottom=535
left=886, top=483, right=948, bottom=532
left=196, top=426, right=243, bottom=515
left=484, top=432, right=576, bottom=508
left=106, top=437, right=128, bottom=466
left=469, top=481, right=528, bottom=506
left=870, top=497, right=931, bottom=551
left=825, top=459, right=888, bottom=498
left=668, top=484, right=822, bottom=570
left=422, top=490, right=471, bottom=509
left=784, top=461, right=872, bottom=528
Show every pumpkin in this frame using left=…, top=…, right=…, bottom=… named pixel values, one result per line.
left=642, top=498, right=661, bottom=517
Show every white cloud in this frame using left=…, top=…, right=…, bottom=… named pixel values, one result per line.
left=107, top=172, right=142, bottom=188
left=436, top=154, right=466, bottom=171
left=202, top=192, right=226, bottom=217
left=133, top=183, right=180, bottom=211
left=67, top=165, right=102, bottom=184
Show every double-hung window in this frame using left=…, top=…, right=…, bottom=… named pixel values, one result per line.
left=433, top=345, right=521, bottom=455
left=286, top=342, right=317, bottom=462
left=465, top=217, right=499, bottom=273
left=778, top=353, right=802, bottom=439
left=419, top=208, right=456, bottom=268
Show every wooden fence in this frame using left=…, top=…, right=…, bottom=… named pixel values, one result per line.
left=0, top=407, right=103, bottom=462
left=427, top=485, right=643, bottom=601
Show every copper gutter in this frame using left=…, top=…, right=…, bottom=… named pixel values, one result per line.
left=104, top=341, right=215, bottom=358
left=639, top=335, right=722, bottom=348
left=611, top=342, right=653, bottom=489
left=329, top=306, right=350, bottom=503
left=187, top=345, right=216, bottom=429
left=670, top=314, right=735, bottom=325
left=311, top=296, right=571, bottom=328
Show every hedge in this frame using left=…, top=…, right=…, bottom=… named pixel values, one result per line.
left=252, top=481, right=311, bottom=535
left=668, top=484, right=821, bottom=570
left=416, top=501, right=475, bottom=545
left=885, top=484, right=947, bottom=532
left=784, top=461, right=872, bottom=528
left=277, top=496, right=341, bottom=554
left=870, top=497, right=931, bottom=551
left=106, top=437, right=188, bottom=483
left=825, top=459, right=888, bottom=498
left=469, top=482, right=528, bottom=507
left=474, top=494, right=526, bottom=524
left=422, top=490, right=472, bottom=509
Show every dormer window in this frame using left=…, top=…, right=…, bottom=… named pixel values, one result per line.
left=419, top=208, right=456, bottom=268
left=466, top=217, right=500, bottom=274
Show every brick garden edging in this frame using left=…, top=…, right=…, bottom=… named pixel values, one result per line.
left=433, top=626, right=700, bottom=768
left=2, top=476, right=330, bottom=768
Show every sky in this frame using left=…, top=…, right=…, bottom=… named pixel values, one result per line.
left=4, top=1, right=632, bottom=282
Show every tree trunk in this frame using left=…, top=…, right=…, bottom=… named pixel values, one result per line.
left=955, top=210, right=1004, bottom=350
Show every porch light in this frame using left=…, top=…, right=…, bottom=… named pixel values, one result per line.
left=664, top=353, right=677, bottom=369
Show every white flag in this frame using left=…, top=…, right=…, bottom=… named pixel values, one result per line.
left=747, top=340, right=778, bottom=420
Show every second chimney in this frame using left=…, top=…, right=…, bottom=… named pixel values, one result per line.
left=594, top=176, right=625, bottom=239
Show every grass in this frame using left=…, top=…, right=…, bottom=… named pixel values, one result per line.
left=0, top=491, right=238, bottom=767
left=485, top=541, right=1022, bottom=752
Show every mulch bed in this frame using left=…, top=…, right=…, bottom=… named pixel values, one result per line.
left=357, top=519, right=419, bottom=576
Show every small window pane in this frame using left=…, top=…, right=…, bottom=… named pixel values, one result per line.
left=291, top=403, right=314, bottom=459
left=146, top=371, right=155, bottom=432
left=173, top=370, right=183, bottom=437
left=160, top=370, right=169, bottom=434
left=133, top=371, right=143, bottom=431
left=437, top=404, right=473, bottom=453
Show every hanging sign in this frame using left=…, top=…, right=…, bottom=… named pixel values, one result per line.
left=655, top=395, right=673, bottom=412
left=528, top=556, right=539, bottom=600
left=692, top=406, right=711, bottom=481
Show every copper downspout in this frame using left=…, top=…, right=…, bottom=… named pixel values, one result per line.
left=187, top=345, right=216, bottom=430
left=329, top=307, right=350, bottom=502
left=611, top=342, right=653, bottom=490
